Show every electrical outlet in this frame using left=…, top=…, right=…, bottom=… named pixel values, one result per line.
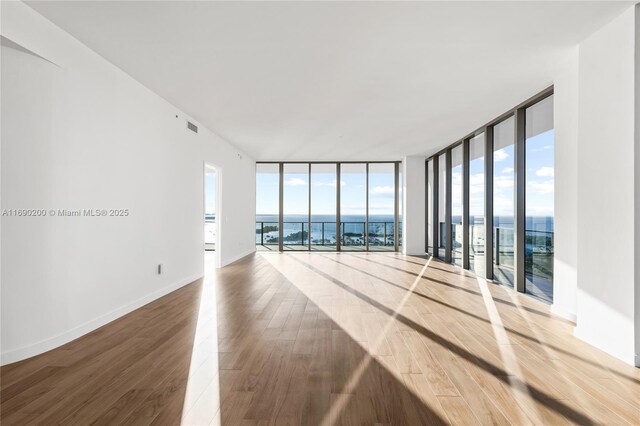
left=157, top=263, right=163, bottom=275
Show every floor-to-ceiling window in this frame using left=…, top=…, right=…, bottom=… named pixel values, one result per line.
left=340, top=163, right=367, bottom=251
left=525, top=95, right=554, bottom=302
left=256, top=163, right=280, bottom=250
left=427, top=159, right=434, bottom=254
left=398, top=165, right=403, bottom=249
left=256, top=162, right=401, bottom=252
left=283, top=163, right=310, bottom=250
left=468, top=133, right=485, bottom=275
left=451, top=145, right=463, bottom=266
left=425, top=87, right=554, bottom=303
left=368, top=163, right=396, bottom=251
left=438, top=155, right=447, bottom=258
left=493, top=116, right=516, bottom=287
left=310, top=163, right=337, bottom=251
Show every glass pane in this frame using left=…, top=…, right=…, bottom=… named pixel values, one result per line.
left=368, top=163, right=395, bottom=251
left=340, top=163, right=366, bottom=251
left=525, top=95, right=554, bottom=302
left=310, top=163, right=337, bottom=251
left=493, top=117, right=515, bottom=287
left=469, top=134, right=485, bottom=275
left=438, top=155, right=446, bottom=258
left=427, top=159, right=434, bottom=254
left=283, top=163, right=309, bottom=251
left=398, top=165, right=403, bottom=249
left=451, top=145, right=463, bottom=266
left=256, top=163, right=280, bottom=250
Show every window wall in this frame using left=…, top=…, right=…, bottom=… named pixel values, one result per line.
left=427, top=159, right=434, bottom=254
left=283, top=163, right=310, bottom=250
left=438, top=155, right=447, bottom=258
left=398, top=166, right=403, bottom=249
left=451, top=145, right=463, bottom=266
left=525, top=95, right=554, bottom=302
left=468, top=133, right=485, bottom=275
left=310, top=163, right=337, bottom=251
left=425, top=87, right=554, bottom=303
left=341, top=163, right=367, bottom=251
left=257, top=162, right=401, bottom=252
left=256, top=163, right=280, bottom=250
left=369, top=163, right=396, bottom=251
left=493, top=116, right=515, bottom=287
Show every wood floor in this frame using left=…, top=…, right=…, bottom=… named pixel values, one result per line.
left=2, top=252, right=639, bottom=425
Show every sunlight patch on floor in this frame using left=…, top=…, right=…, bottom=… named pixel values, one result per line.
left=317, top=255, right=432, bottom=426
left=181, top=252, right=222, bottom=425
left=476, top=276, right=541, bottom=424
left=262, top=252, right=433, bottom=424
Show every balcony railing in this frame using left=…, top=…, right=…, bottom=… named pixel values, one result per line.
left=255, top=221, right=400, bottom=248
left=436, top=222, right=553, bottom=279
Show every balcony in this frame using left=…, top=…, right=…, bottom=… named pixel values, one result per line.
left=437, top=223, right=553, bottom=302
left=255, top=221, right=401, bottom=251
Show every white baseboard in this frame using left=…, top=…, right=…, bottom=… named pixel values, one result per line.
left=221, top=247, right=256, bottom=267
left=550, top=303, right=577, bottom=322
left=0, top=273, right=202, bottom=366
left=573, top=326, right=636, bottom=367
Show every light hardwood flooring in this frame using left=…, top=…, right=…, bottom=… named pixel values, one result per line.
left=1, top=251, right=639, bottom=425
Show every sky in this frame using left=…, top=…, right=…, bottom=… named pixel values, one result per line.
left=256, top=164, right=397, bottom=217
left=205, top=172, right=216, bottom=214
left=255, top=128, right=553, bottom=220
left=448, top=128, right=554, bottom=221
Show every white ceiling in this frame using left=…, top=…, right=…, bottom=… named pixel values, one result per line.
left=27, top=1, right=633, bottom=161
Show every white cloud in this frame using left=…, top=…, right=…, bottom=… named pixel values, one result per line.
left=528, top=180, right=554, bottom=195
left=494, top=149, right=509, bottom=162
left=494, top=175, right=514, bottom=190
left=529, top=144, right=553, bottom=152
left=371, top=186, right=394, bottom=195
left=469, top=173, right=484, bottom=194
left=368, top=203, right=394, bottom=212
left=494, top=195, right=514, bottom=216
left=285, top=177, right=306, bottom=186
left=316, top=179, right=345, bottom=188
left=535, top=166, right=554, bottom=177
left=502, top=167, right=514, bottom=174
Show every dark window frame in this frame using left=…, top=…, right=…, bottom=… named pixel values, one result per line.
left=256, top=160, right=402, bottom=253
left=425, top=86, right=554, bottom=302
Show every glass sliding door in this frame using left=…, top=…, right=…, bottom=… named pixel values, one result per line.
left=340, top=163, right=366, bottom=251
left=310, top=163, right=337, bottom=251
left=256, top=163, right=280, bottom=250
left=451, top=145, right=463, bottom=266
left=368, top=163, right=396, bottom=251
left=427, top=159, right=434, bottom=254
left=493, top=117, right=515, bottom=286
left=283, top=163, right=309, bottom=251
left=468, top=133, right=485, bottom=275
left=525, top=95, right=554, bottom=302
left=437, top=155, right=447, bottom=258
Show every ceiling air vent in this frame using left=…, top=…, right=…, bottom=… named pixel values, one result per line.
left=187, top=121, right=198, bottom=133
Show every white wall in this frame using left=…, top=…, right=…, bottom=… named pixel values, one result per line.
left=0, top=2, right=256, bottom=365
left=551, top=48, right=579, bottom=322
left=574, top=5, right=638, bottom=366
left=402, top=156, right=426, bottom=256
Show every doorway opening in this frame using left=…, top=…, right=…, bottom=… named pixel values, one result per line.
left=205, top=164, right=217, bottom=252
